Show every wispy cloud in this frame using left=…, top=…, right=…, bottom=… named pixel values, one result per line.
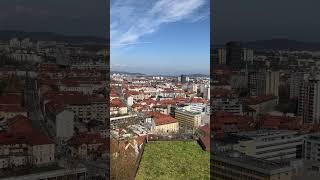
left=111, top=0, right=209, bottom=48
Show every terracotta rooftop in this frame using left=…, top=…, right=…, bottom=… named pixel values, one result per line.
left=0, top=104, right=26, bottom=113
left=145, top=112, right=177, bottom=126
left=68, top=132, right=105, bottom=146
left=0, top=115, right=54, bottom=145
left=0, top=94, right=22, bottom=105
left=110, top=98, right=126, bottom=108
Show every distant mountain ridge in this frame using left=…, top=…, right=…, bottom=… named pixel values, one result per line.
left=0, top=30, right=107, bottom=44
left=215, top=39, right=320, bottom=50
left=111, top=71, right=209, bottom=77
left=245, top=39, right=320, bottom=50
left=187, top=73, right=209, bottom=77
left=111, top=71, right=146, bottom=76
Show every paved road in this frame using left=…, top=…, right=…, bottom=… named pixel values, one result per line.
left=25, top=74, right=52, bottom=137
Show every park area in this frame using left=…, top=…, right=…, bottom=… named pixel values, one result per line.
left=135, top=141, right=210, bottom=180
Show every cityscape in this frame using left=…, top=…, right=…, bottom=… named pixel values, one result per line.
left=0, top=0, right=320, bottom=180
left=211, top=0, right=320, bottom=179
left=211, top=40, right=320, bottom=180
left=110, top=0, right=210, bottom=179
left=0, top=33, right=108, bottom=179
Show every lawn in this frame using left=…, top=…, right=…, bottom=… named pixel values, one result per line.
left=135, top=141, right=210, bottom=180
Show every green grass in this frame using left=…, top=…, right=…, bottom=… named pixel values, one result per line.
left=136, top=141, right=210, bottom=180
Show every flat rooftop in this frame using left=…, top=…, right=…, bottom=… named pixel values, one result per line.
left=136, top=141, right=210, bottom=180
left=236, top=129, right=298, bottom=139
left=212, top=151, right=292, bottom=175
left=306, top=133, right=320, bottom=142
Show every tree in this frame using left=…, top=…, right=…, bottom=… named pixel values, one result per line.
left=110, top=137, right=137, bottom=180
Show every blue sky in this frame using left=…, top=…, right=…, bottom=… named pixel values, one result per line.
left=111, top=0, right=210, bottom=75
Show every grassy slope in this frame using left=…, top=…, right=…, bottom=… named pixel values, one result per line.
left=136, top=141, right=210, bottom=180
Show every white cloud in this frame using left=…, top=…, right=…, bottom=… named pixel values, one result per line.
left=111, top=0, right=208, bottom=48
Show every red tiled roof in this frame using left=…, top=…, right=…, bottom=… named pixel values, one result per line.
left=175, top=97, right=188, bottom=104
left=125, top=90, right=140, bottom=96
left=142, top=99, right=157, bottom=105
left=159, top=99, right=176, bottom=105
left=174, top=89, right=184, bottom=93
left=68, top=132, right=105, bottom=146
left=261, top=115, right=302, bottom=130
left=0, top=105, right=26, bottom=113
left=145, top=112, right=177, bottom=126
left=0, top=94, right=22, bottom=105
left=0, top=115, right=54, bottom=145
left=44, top=92, right=105, bottom=105
left=110, top=98, right=126, bottom=108
left=199, top=135, right=210, bottom=151
left=190, top=97, right=208, bottom=104
left=136, top=136, right=146, bottom=146
left=199, top=124, right=210, bottom=136
left=7, top=115, right=34, bottom=134
left=212, top=111, right=253, bottom=132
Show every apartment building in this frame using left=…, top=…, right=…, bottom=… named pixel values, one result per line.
left=298, top=74, right=320, bottom=124
left=0, top=115, right=55, bottom=169
left=175, top=109, right=201, bottom=132
left=289, top=72, right=306, bottom=99
left=44, top=93, right=107, bottom=123
left=248, top=69, right=280, bottom=97
left=212, top=98, right=243, bottom=115
left=234, top=130, right=304, bottom=161
left=45, top=103, right=74, bottom=142
left=212, top=151, right=293, bottom=180
left=146, top=112, right=179, bottom=134
left=110, top=98, right=128, bottom=116
left=304, top=133, right=320, bottom=161
left=68, top=132, right=106, bottom=159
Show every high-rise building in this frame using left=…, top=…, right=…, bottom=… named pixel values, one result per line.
left=203, top=86, right=210, bottom=100
left=298, top=74, right=320, bottom=124
left=180, top=75, right=189, bottom=83
left=218, top=48, right=227, bottom=65
left=242, top=48, right=254, bottom=64
left=226, top=41, right=243, bottom=70
left=266, top=70, right=280, bottom=97
left=213, top=48, right=227, bottom=65
left=289, top=72, right=306, bottom=99
left=248, top=69, right=279, bottom=97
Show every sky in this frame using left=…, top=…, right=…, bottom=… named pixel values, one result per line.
left=110, top=0, right=210, bottom=75
left=213, top=0, right=320, bottom=45
left=0, top=0, right=107, bottom=37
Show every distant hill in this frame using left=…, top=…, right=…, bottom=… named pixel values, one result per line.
left=111, top=71, right=209, bottom=77
left=244, top=39, right=320, bottom=50
left=215, top=39, right=320, bottom=51
left=187, top=73, right=209, bottom=77
left=111, top=71, right=146, bottom=76
left=0, top=30, right=107, bottom=44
